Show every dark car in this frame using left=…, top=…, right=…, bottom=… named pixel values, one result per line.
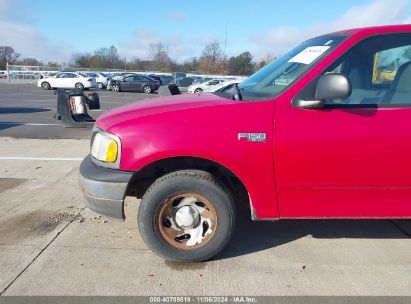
left=148, top=75, right=163, bottom=85
left=110, top=75, right=160, bottom=93
left=159, top=75, right=175, bottom=85
left=148, top=75, right=176, bottom=86
left=173, top=72, right=186, bottom=83
left=106, top=73, right=135, bottom=90
left=177, top=77, right=195, bottom=87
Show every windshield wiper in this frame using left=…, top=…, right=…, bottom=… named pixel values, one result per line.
left=233, top=83, right=243, bottom=101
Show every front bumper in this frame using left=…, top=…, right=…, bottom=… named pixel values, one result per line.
left=79, top=155, right=133, bottom=220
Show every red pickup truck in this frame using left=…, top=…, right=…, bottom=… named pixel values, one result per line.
left=80, top=25, right=411, bottom=262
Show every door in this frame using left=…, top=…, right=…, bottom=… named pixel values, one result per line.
left=134, top=76, right=147, bottom=92
left=52, top=73, right=66, bottom=87
left=121, top=75, right=134, bottom=91
left=276, top=33, right=411, bottom=218
left=64, top=73, right=79, bottom=88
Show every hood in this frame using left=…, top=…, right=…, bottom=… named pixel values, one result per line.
left=95, top=93, right=236, bottom=130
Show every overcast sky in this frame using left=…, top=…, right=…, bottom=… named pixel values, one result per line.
left=1, top=0, right=411, bottom=63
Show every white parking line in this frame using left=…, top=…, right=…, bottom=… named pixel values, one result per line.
left=0, top=157, right=83, bottom=161
left=0, top=122, right=62, bottom=126
left=0, top=99, right=55, bottom=102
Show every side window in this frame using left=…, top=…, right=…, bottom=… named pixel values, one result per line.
left=219, top=83, right=236, bottom=93
left=56, top=73, right=65, bottom=78
left=372, top=46, right=410, bottom=85
left=124, top=76, right=134, bottom=82
left=323, top=34, right=411, bottom=106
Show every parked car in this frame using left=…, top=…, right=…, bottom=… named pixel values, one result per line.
left=37, top=72, right=96, bottom=90
left=9, top=72, right=40, bottom=80
left=79, top=25, right=411, bottom=262
left=110, top=75, right=160, bottom=93
left=205, top=79, right=245, bottom=93
left=106, top=72, right=134, bottom=90
left=177, top=77, right=195, bottom=87
left=188, top=79, right=225, bottom=93
left=159, top=75, right=175, bottom=85
left=147, top=75, right=176, bottom=86
left=84, top=72, right=108, bottom=89
left=0, top=71, right=6, bottom=79
left=173, top=72, right=186, bottom=83
left=147, top=75, right=163, bottom=85
left=40, top=72, right=58, bottom=79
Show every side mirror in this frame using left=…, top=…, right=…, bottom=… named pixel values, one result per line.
left=293, top=73, right=351, bottom=109
left=315, top=73, right=351, bottom=101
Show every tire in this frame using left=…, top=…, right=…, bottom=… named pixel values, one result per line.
left=75, top=82, right=84, bottom=90
left=41, top=82, right=51, bottom=90
left=143, top=85, right=152, bottom=94
left=194, top=88, right=203, bottom=93
left=96, top=82, right=104, bottom=89
left=138, top=170, right=235, bottom=262
left=112, top=84, right=120, bottom=92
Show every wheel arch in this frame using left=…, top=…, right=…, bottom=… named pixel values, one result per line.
left=41, top=81, right=51, bottom=88
left=126, top=156, right=250, bottom=209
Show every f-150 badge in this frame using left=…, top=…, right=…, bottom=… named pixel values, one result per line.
left=237, top=133, right=266, bottom=142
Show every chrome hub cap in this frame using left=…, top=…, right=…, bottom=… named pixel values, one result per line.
left=175, top=205, right=200, bottom=229
left=156, top=193, right=217, bottom=250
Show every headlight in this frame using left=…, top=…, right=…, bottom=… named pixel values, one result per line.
left=91, top=132, right=119, bottom=163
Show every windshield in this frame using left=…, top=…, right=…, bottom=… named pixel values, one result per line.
left=215, top=34, right=347, bottom=101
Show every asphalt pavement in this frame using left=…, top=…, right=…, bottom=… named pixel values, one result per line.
left=0, top=80, right=157, bottom=139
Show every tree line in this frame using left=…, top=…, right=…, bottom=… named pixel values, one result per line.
left=0, top=41, right=277, bottom=76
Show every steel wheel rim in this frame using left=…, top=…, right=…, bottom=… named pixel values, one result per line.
left=156, top=193, right=218, bottom=250
left=113, top=85, right=119, bottom=92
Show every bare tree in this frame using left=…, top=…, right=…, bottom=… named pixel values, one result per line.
left=149, top=42, right=172, bottom=72
left=15, top=57, right=44, bottom=66
left=256, top=54, right=277, bottom=70
left=198, top=41, right=227, bottom=74
left=71, top=53, right=92, bottom=68
left=92, top=46, right=124, bottom=69
left=0, top=46, right=20, bottom=69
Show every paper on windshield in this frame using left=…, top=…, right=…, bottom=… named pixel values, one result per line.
left=288, top=46, right=330, bottom=65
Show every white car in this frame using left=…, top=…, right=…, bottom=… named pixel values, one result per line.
left=188, top=79, right=225, bottom=93
left=84, top=72, right=108, bottom=89
left=41, top=71, right=58, bottom=78
left=37, top=72, right=96, bottom=90
left=205, top=79, right=246, bottom=93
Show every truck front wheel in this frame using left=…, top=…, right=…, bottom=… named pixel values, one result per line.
left=138, top=170, right=235, bottom=262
